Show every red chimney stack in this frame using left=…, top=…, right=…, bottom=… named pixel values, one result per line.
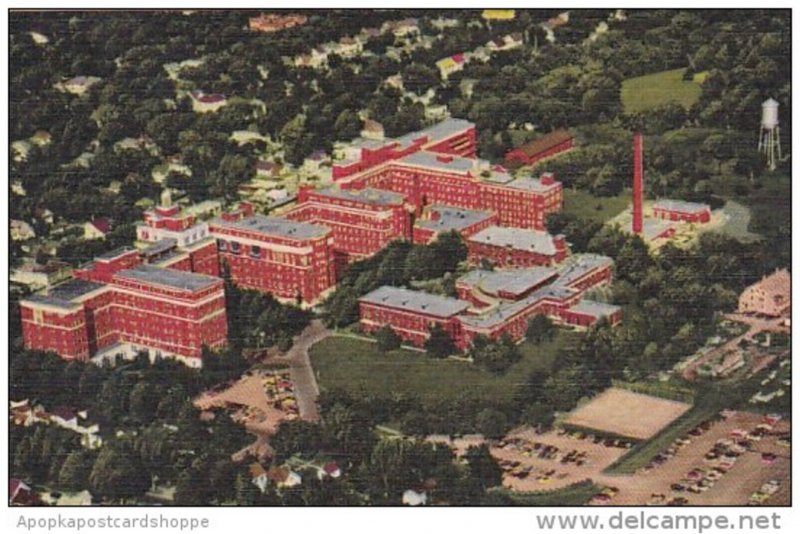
left=632, top=133, right=643, bottom=235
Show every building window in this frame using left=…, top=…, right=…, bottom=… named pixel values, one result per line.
left=250, top=245, right=261, bottom=258
left=217, top=239, right=228, bottom=251
left=230, top=241, right=241, bottom=254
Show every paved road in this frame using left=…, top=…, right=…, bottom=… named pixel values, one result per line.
left=285, top=319, right=331, bottom=422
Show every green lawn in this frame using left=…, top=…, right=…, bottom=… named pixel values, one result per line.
left=487, top=480, right=602, bottom=506
left=563, top=188, right=631, bottom=223
left=310, top=332, right=577, bottom=406
left=621, top=68, right=705, bottom=114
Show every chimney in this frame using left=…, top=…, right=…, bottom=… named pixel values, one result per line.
left=632, top=133, right=643, bottom=235
left=540, top=172, right=556, bottom=185
left=239, top=201, right=255, bottom=217
left=436, top=154, right=454, bottom=164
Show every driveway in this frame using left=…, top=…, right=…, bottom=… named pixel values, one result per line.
left=285, top=319, right=331, bottom=422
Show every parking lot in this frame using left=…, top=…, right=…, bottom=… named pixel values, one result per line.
left=491, top=427, right=633, bottom=492
left=492, top=411, right=790, bottom=505
left=595, top=411, right=790, bottom=505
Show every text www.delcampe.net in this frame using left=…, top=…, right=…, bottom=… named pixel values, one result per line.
left=534, top=511, right=782, bottom=533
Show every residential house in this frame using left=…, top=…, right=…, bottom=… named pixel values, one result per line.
left=544, top=12, right=570, bottom=30
left=436, top=53, right=466, bottom=80
left=361, top=119, right=385, bottom=140
left=482, top=9, right=516, bottom=20
left=9, top=479, right=39, bottom=506
left=385, top=74, right=404, bottom=91
left=248, top=13, right=307, bottom=33
left=250, top=463, right=269, bottom=493
left=30, top=130, right=52, bottom=147
left=30, top=31, right=49, bottom=44
left=386, top=18, right=420, bottom=38
left=256, top=160, right=284, bottom=179
left=266, top=467, right=302, bottom=489
left=11, top=140, right=32, bottom=162
left=336, top=36, right=362, bottom=58
left=54, top=490, right=94, bottom=506
left=50, top=406, right=79, bottom=429
left=11, top=260, right=73, bottom=291
left=10, top=220, right=36, bottom=241
left=317, top=462, right=342, bottom=480
left=57, top=76, right=102, bottom=96
left=84, top=218, right=112, bottom=240
left=402, top=489, right=427, bottom=506
left=468, top=46, right=491, bottom=63
left=188, top=90, right=227, bottom=113
left=425, top=104, right=449, bottom=122
left=430, top=17, right=459, bottom=30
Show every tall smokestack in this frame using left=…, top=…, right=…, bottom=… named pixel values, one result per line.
left=632, top=132, right=643, bottom=235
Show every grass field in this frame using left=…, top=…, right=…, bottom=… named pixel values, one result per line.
left=621, top=68, right=705, bottom=114
left=310, top=332, right=577, bottom=406
left=563, top=188, right=631, bottom=223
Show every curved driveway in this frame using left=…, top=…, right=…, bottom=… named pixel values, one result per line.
left=286, top=319, right=331, bottom=422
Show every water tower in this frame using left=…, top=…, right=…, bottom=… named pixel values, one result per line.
left=758, top=98, right=781, bottom=171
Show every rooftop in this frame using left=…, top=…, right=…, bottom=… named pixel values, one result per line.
left=96, top=246, right=136, bottom=261
left=553, top=254, right=614, bottom=288
left=458, top=267, right=558, bottom=298
left=499, top=176, right=561, bottom=193
left=313, top=187, right=405, bottom=206
left=416, top=118, right=474, bottom=144
left=399, top=150, right=475, bottom=173
left=468, top=226, right=561, bottom=255
left=150, top=250, right=189, bottom=267
left=140, top=238, right=178, bottom=257
left=568, top=300, right=621, bottom=319
left=49, top=278, right=107, bottom=301
left=212, top=214, right=329, bottom=240
left=511, top=129, right=573, bottom=158
left=749, top=268, right=790, bottom=297
left=640, top=218, right=677, bottom=241
left=359, top=286, right=470, bottom=318
left=459, top=284, right=578, bottom=329
left=21, top=278, right=107, bottom=310
left=653, top=199, right=711, bottom=214
left=114, top=265, right=221, bottom=292
left=22, top=294, right=83, bottom=310
left=415, top=205, right=494, bottom=232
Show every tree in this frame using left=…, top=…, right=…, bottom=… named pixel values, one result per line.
left=542, top=364, right=590, bottom=412
left=234, top=471, right=260, bottom=505
left=430, top=231, right=467, bottom=275
left=526, top=315, right=555, bottom=343
left=270, top=420, right=323, bottom=463
left=425, top=324, right=457, bottom=359
left=463, top=445, right=503, bottom=491
left=474, top=408, right=509, bottom=439
left=58, top=450, right=94, bottom=492
left=402, top=63, right=440, bottom=94
left=89, top=442, right=150, bottom=501
left=375, top=325, right=402, bottom=352
left=615, top=235, right=654, bottom=285
left=361, top=438, right=457, bottom=504
left=321, top=402, right=376, bottom=460
left=174, top=462, right=210, bottom=505
left=129, top=382, right=158, bottom=424
left=333, top=109, right=362, bottom=141
left=469, top=334, right=520, bottom=374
